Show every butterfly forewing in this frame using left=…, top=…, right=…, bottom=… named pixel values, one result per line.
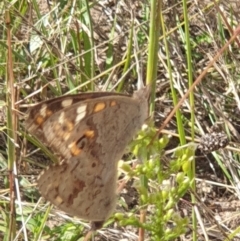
left=25, top=92, right=130, bottom=140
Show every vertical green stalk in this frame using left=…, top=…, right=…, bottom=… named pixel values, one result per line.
left=138, top=0, right=161, bottom=239
left=182, top=0, right=196, bottom=240
left=146, top=0, right=161, bottom=112
left=81, top=0, right=95, bottom=90
left=6, top=10, right=16, bottom=241
left=161, top=11, right=186, bottom=146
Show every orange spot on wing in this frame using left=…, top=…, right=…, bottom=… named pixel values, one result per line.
left=69, top=142, right=82, bottom=156
left=35, top=115, right=45, bottom=126
left=93, top=102, right=106, bottom=113
left=110, top=100, right=117, bottom=106
left=84, top=130, right=95, bottom=139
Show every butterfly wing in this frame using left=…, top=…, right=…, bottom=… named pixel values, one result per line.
left=25, top=91, right=130, bottom=144
left=37, top=154, right=118, bottom=221
left=26, top=86, right=150, bottom=222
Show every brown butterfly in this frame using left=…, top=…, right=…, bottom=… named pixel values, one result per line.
left=25, top=86, right=150, bottom=229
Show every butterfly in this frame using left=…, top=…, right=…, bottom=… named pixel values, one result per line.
left=25, top=86, right=150, bottom=229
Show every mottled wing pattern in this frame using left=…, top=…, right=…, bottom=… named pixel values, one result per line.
left=25, top=92, right=130, bottom=145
